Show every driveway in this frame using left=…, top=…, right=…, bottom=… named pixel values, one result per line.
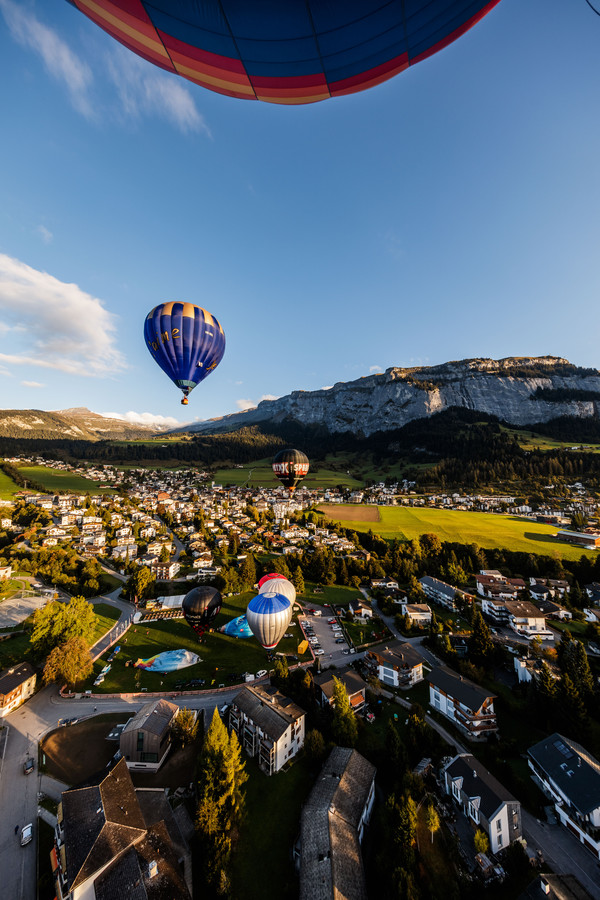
left=521, top=810, right=600, bottom=900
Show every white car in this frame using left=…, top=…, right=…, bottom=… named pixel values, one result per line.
left=20, top=824, right=33, bottom=846
left=315, top=649, right=325, bottom=656
left=256, top=669, right=267, bottom=678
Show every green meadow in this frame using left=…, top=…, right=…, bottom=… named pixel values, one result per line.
left=319, top=504, right=596, bottom=560
left=213, top=457, right=361, bottom=489
left=17, top=465, right=115, bottom=494
left=0, top=467, right=19, bottom=500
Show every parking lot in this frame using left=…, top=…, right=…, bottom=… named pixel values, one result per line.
left=299, top=605, right=356, bottom=663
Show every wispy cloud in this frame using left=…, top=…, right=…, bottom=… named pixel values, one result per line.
left=21, top=380, right=45, bottom=388
left=36, top=224, right=53, bottom=244
left=369, top=365, right=383, bottom=373
left=101, top=410, right=180, bottom=428
left=1, top=0, right=94, bottom=118
left=385, top=231, right=405, bottom=261
left=236, top=398, right=255, bottom=411
left=106, top=47, right=210, bottom=136
left=321, top=385, right=333, bottom=390
left=0, top=253, right=125, bottom=377
left=1, top=1, right=208, bottom=135
left=259, top=394, right=278, bottom=403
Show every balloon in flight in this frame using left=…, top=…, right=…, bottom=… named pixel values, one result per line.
left=182, top=586, right=222, bottom=637
left=68, top=1, right=501, bottom=105
left=246, top=591, right=293, bottom=649
left=144, top=302, right=225, bottom=405
left=272, top=449, right=309, bottom=493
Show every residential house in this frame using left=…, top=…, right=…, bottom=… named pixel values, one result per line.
left=229, top=683, right=306, bottom=775
left=444, top=754, right=521, bottom=854
left=366, top=640, right=424, bottom=688
left=120, top=699, right=180, bottom=771
left=313, top=666, right=367, bottom=713
left=294, top=747, right=376, bottom=900
left=428, top=666, right=498, bottom=740
left=528, top=733, right=600, bottom=860
left=419, top=575, right=457, bottom=610
left=400, top=602, right=432, bottom=625
left=53, top=757, right=191, bottom=900
left=0, top=564, right=12, bottom=580
left=151, top=560, right=181, bottom=580
left=349, top=600, right=373, bottom=622
left=0, top=661, right=36, bottom=717
left=504, top=600, right=554, bottom=641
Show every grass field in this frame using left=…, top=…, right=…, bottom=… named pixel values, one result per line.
left=17, top=465, right=115, bottom=494
left=318, top=504, right=596, bottom=561
left=89, top=603, right=122, bottom=646
left=502, top=426, right=600, bottom=453
left=0, top=467, right=18, bottom=500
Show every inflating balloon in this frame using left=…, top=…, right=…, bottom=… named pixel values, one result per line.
left=68, top=1, right=501, bottom=105
left=259, top=576, right=296, bottom=606
left=182, top=586, right=222, bottom=637
left=144, top=302, right=225, bottom=405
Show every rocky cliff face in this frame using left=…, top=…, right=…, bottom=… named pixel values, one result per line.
left=185, top=357, right=600, bottom=437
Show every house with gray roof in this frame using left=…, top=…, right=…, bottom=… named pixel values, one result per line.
left=229, top=684, right=306, bottom=775
left=0, top=660, right=36, bottom=717
left=312, top=666, right=367, bottom=712
left=366, top=640, right=424, bottom=688
left=54, top=757, right=190, bottom=900
left=120, top=699, right=179, bottom=771
left=528, top=733, right=600, bottom=859
left=428, top=666, right=498, bottom=740
left=294, top=747, right=376, bottom=900
left=444, top=754, right=521, bottom=854
left=419, top=575, right=457, bottom=610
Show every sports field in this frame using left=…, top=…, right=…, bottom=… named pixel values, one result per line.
left=318, top=504, right=595, bottom=560
left=17, top=465, right=114, bottom=494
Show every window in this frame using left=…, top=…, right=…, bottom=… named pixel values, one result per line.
left=452, top=782, right=460, bottom=801
left=137, top=731, right=144, bottom=752
left=496, top=820, right=502, bottom=831
left=497, top=834, right=503, bottom=848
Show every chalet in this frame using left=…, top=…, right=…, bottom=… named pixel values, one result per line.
left=0, top=661, right=36, bottom=717
left=53, top=757, right=191, bottom=900
left=370, top=578, right=399, bottom=591
left=444, top=754, right=521, bottom=854
left=528, top=733, right=600, bottom=860
left=229, top=684, right=306, bottom=775
left=313, top=666, right=367, bottom=713
left=504, top=600, right=554, bottom=641
left=349, top=600, right=373, bottom=622
left=294, top=747, right=376, bottom=900
left=428, top=666, right=498, bottom=740
left=366, top=640, right=424, bottom=688
left=120, top=699, right=179, bottom=771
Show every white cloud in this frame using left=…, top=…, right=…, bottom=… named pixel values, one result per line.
left=236, top=398, right=256, bottom=411
left=0, top=253, right=125, bottom=377
left=101, top=411, right=180, bottom=428
left=21, top=380, right=45, bottom=388
left=259, top=394, right=278, bottom=402
left=1, top=0, right=94, bottom=118
left=369, top=365, right=383, bottom=373
left=106, top=46, right=210, bottom=135
left=37, top=225, right=53, bottom=244
left=321, top=385, right=333, bottom=390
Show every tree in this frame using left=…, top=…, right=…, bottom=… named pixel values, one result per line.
left=304, top=728, right=326, bottom=764
left=239, top=553, right=256, bottom=588
left=31, top=596, right=98, bottom=656
left=172, top=707, right=199, bottom=747
left=196, top=708, right=247, bottom=895
left=292, top=565, right=305, bottom=595
left=43, top=636, right=93, bottom=688
left=331, top=677, right=358, bottom=747
left=468, top=611, right=494, bottom=667
left=474, top=828, right=489, bottom=855
left=159, top=544, right=170, bottom=563
left=425, top=800, right=440, bottom=844
left=563, top=640, right=594, bottom=700
left=125, top=566, right=155, bottom=603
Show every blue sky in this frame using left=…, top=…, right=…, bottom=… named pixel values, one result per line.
left=1, top=0, right=599, bottom=429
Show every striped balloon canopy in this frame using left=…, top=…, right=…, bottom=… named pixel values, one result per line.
left=144, top=302, right=225, bottom=405
left=259, top=576, right=296, bottom=607
left=68, top=1, right=501, bottom=105
left=246, top=591, right=293, bottom=650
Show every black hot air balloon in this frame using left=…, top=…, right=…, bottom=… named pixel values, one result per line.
left=182, top=586, right=222, bottom=637
left=272, top=449, right=309, bottom=494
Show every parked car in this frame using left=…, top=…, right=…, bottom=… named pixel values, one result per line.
left=315, top=649, right=325, bottom=656
left=256, top=669, right=267, bottom=678
left=20, top=824, right=33, bottom=846
left=327, top=619, right=337, bottom=625
left=23, top=757, right=34, bottom=775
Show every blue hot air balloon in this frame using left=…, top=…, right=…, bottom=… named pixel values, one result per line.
left=246, top=591, right=293, bottom=650
left=144, top=302, right=225, bottom=405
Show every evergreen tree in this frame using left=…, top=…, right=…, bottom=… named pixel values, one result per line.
left=468, top=611, right=494, bottom=667
left=557, top=674, right=589, bottom=742
left=331, top=677, right=358, bottom=747
left=563, top=640, right=594, bottom=701
left=534, top=662, right=556, bottom=729
left=239, top=553, right=256, bottom=588
left=292, top=565, right=305, bottom=595
left=557, top=629, right=573, bottom=668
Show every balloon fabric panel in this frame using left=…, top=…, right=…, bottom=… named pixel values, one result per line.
left=69, top=0, right=502, bottom=104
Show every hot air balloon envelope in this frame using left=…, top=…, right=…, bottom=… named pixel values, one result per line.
left=70, top=1, right=500, bottom=105
left=144, top=302, right=225, bottom=403
left=259, top=577, right=296, bottom=606
left=246, top=591, right=293, bottom=650
left=272, top=449, right=309, bottom=493
left=220, top=615, right=253, bottom=639
left=182, top=586, right=222, bottom=637
left=257, top=573, right=287, bottom=589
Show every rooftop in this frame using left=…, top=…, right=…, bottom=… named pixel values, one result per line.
left=528, top=733, right=600, bottom=816
left=428, top=666, right=496, bottom=713
left=232, top=684, right=305, bottom=741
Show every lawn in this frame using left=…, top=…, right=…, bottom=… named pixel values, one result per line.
left=0, top=467, right=19, bottom=500
left=299, top=582, right=363, bottom=609
left=318, top=504, right=596, bottom=561
left=0, top=628, right=36, bottom=668
left=230, top=755, right=314, bottom=900
left=0, top=576, right=29, bottom=601
left=90, top=603, right=122, bottom=645
left=87, top=592, right=311, bottom=693
left=16, top=465, right=115, bottom=494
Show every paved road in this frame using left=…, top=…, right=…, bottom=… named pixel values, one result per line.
left=521, top=810, right=600, bottom=899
